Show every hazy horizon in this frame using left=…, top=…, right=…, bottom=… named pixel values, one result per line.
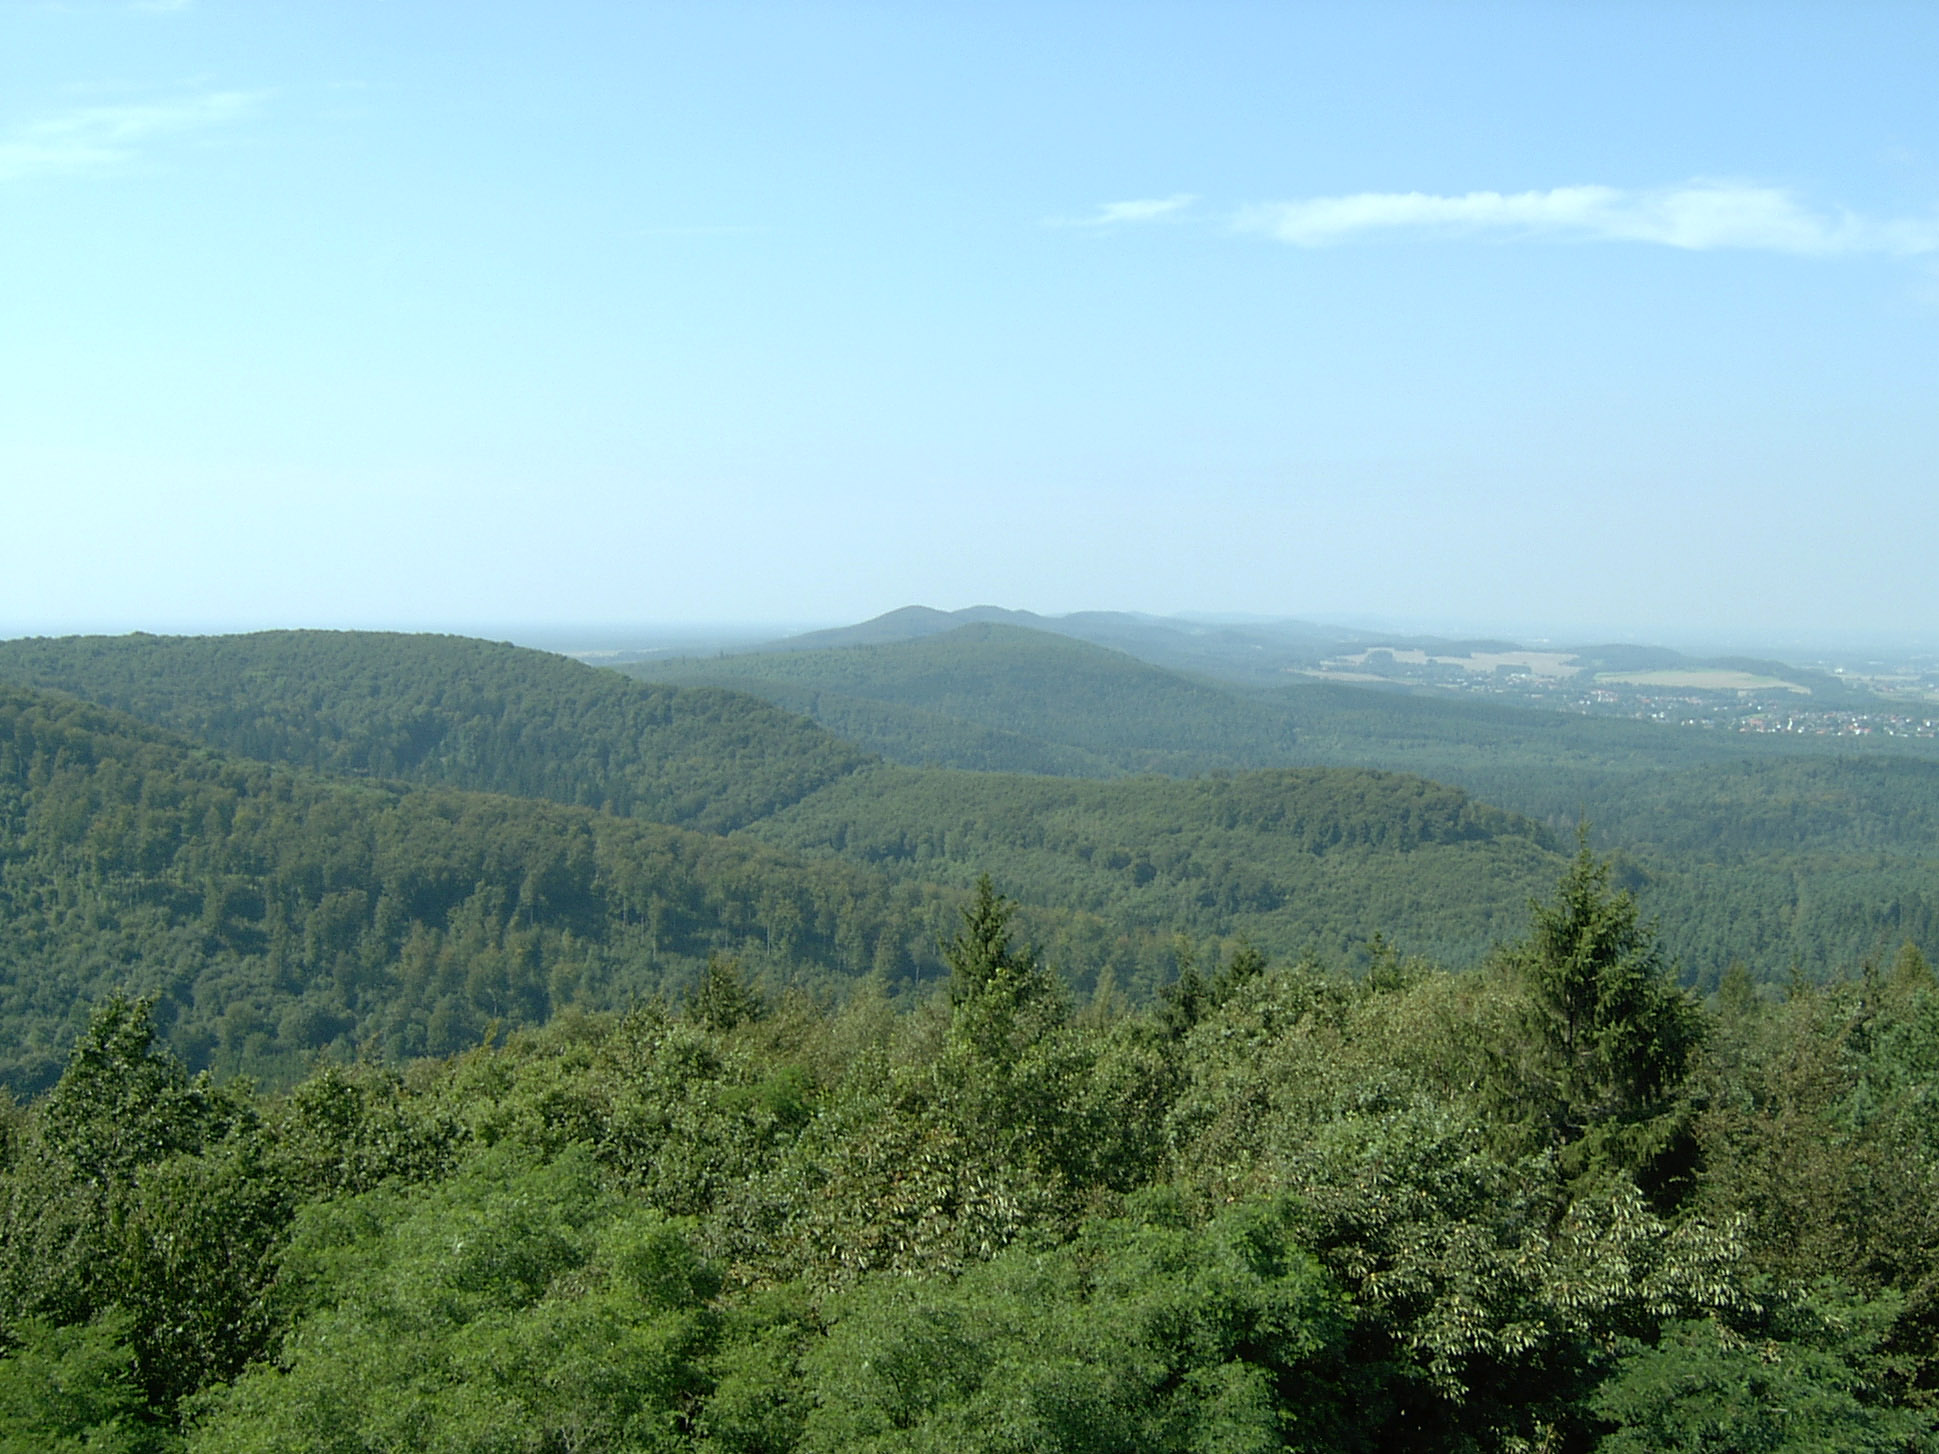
left=6, top=603, right=1935, bottom=667
left=6, top=4, right=1935, bottom=644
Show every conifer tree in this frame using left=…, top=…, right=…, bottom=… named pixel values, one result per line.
left=1512, top=844, right=1705, bottom=1198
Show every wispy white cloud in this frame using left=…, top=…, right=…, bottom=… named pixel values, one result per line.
left=1236, top=182, right=1939, bottom=256
left=0, top=90, right=263, bottom=183
left=1051, top=193, right=1197, bottom=228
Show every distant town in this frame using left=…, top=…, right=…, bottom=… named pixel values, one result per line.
left=1302, top=646, right=1939, bottom=739
left=1593, top=697, right=1937, bottom=738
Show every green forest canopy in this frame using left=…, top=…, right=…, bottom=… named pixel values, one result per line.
left=2, top=626, right=1938, bottom=1446
left=3, top=866, right=1937, bottom=1450
left=3, top=625, right=1936, bottom=1097
left=0, top=682, right=1567, bottom=1094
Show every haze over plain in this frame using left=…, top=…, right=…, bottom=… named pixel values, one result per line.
left=3, top=2, right=1936, bottom=646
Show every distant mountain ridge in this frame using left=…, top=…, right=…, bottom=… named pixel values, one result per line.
left=631, top=623, right=1301, bottom=776
left=747, top=605, right=1373, bottom=684
left=727, top=604, right=1867, bottom=697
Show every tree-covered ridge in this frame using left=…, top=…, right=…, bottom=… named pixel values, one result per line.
left=0, top=684, right=1603, bottom=1090
left=3, top=866, right=1935, bottom=1451
left=0, top=685, right=936, bottom=1095
left=631, top=620, right=1939, bottom=860
left=636, top=625, right=1939, bottom=979
left=746, top=762, right=1565, bottom=971
left=718, top=602, right=1382, bottom=685
left=0, top=630, right=872, bottom=833
left=627, top=622, right=1304, bottom=776
left=8, top=625, right=1936, bottom=989
left=630, top=675, right=1133, bottom=778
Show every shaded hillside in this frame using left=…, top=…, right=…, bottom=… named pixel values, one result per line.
left=0, top=683, right=1582, bottom=1091
left=745, top=762, right=1566, bottom=972
left=631, top=622, right=1939, bottom=864
left=0, top=630, right=871, bottom=834
left=631, top=623, right=1302, bottom=776
left=0, top=685, right=925, bottom=1095
left=636, top=628, right=1939, bottom=978
left=660, top=680, right=1126, bottom=777
left=8, top=627, right=1932, bottom=992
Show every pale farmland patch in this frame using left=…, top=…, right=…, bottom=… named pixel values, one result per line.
left=1594, top=669, right=1811, bottom=694
left=1327, top=647, right=1583, bottom=679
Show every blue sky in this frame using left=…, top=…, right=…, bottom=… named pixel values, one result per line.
left=4, top=1, right=1936, bottom=644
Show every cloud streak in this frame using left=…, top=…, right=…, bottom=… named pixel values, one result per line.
left=0, top=91, right=263, bottom=183
left=1236, top=183, right=1939, bottom=256
left=1052, top=193, right=1197, bottom=228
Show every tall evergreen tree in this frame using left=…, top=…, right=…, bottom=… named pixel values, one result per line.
left=1512, top=843, right=1705, bottom=1195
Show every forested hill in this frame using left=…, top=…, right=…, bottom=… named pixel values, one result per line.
left=9, top=633, right=1939, bottom=1451
left=730, top=602, right=1372, bottom=684
left=0, top=630, right=870, bottom=834
left=625, top=625, right=1939, bottom=979
left=628, top=619, right=1938, bottom=809
left=0, top=682, right=1587, bottom=1091
left=745, top=762, right=1563, bottom=971
left=8, top=628, right=1933, bottom=994
left=626, top=621, right=1939, bottom=854
left=0, top=684, right=928, bottom=1095
left=627, top=623, right=1302, bottom=776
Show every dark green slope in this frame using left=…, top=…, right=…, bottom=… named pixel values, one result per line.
left=658, top=679, right=1126, bottom=777
left=629, top=623, right=1301, bottom=776
left=629, top=620, right=1939, bottom=861
left=636, top=627, right=1939, bottom=979
left=0, top=630, right=871, bottom=834
left=0, top=685, right=924, bottom=1095
left=745, top=762, right=1567, bottom=972
left=0, top=682, right=1579, bottom=1092
left=9, top=626, right=1931, bottom=997
left=0, top=629, right=1595, bottom=984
